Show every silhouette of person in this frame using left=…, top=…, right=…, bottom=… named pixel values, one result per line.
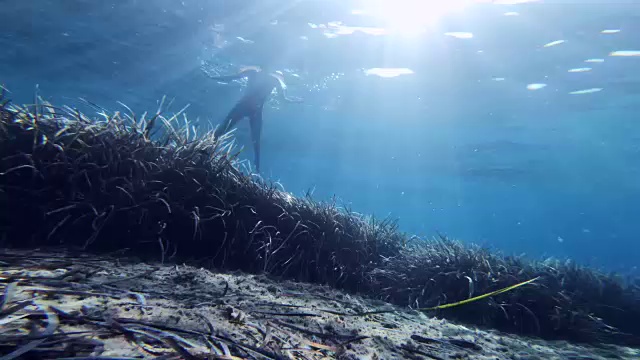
left=209, top=66, right=303, bottom=172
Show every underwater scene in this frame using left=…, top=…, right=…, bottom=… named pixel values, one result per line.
left=1, top=0, right=640, bottom=359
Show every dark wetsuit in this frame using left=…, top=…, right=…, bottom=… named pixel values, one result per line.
left=214, top=70, right=282, bottom=172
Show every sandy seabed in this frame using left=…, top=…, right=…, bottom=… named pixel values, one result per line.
left=1, top=248, right=638, bottom=360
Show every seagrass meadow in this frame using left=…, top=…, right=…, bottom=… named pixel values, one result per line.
left=1, top=87, right=639, bottom=348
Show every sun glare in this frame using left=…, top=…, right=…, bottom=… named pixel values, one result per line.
left=359, top=0, right=474, bottom=35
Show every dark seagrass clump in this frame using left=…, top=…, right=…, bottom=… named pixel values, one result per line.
left=0, top=90, right=404, bottom=292
left=0, top=87, right=639, bottom=347
left=371, top=238, right=640, bottom=346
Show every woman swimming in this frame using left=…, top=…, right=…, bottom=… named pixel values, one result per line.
left=209, top=66, right=303, bottom=172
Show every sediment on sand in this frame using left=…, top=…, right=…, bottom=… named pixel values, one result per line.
left=0, top=88, right=639, bottom=348
left=2, top=249, right=639, bottom=360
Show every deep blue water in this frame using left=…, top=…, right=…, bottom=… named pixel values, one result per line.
left=1, top=0, right=639, bottom=272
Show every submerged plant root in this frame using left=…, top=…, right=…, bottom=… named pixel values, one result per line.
left=0, top=89, right=639, bottom=347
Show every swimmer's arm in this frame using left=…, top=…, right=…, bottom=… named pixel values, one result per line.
left=273, top=75, right=303, bottom=103
left=208, top=68, right=258, bottom=83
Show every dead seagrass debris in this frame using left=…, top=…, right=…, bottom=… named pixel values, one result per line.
left=2, top=249, right=640, bottom=359
left=1, top=250, right=386, bottom=359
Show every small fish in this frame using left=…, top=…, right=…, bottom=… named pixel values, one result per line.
left=543, top=40, right=565, bottom=47
left=445, top=32, right=473, bottom=39
left=610, top=50, right=640, bottom=57
left=527, top=83, right=547, bottom=90
left=364, top=68, right=414, bottom=78
left=236, top=36, right=254, bottom=44
left=568, top=67, right=592, bottom=73
left=569, top=88, right=603, bottom=95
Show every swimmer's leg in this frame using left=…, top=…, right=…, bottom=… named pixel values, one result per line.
left=249, top=110, right=263, bottom=172
left=214, top=103, right=245, bottom=139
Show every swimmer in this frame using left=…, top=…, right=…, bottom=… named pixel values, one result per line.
left=209, top=66, right=303, bottom=172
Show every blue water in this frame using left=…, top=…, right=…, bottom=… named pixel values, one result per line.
left=1, top=0, right=639, bottom=271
